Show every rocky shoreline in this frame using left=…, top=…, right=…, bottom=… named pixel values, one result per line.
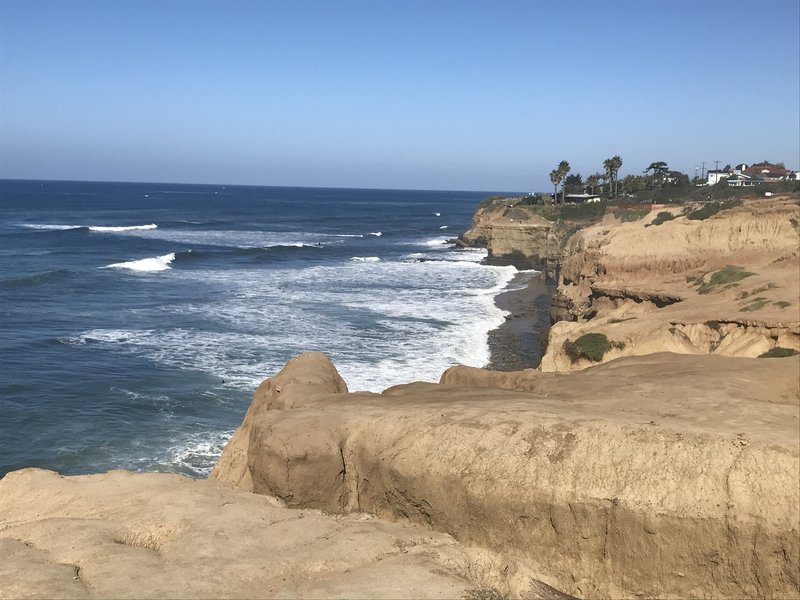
left=461, top=195, right=800, bottom=370
left=2, top=194, right=799, bottom=599
left=485, top=270, right=554, bottom=371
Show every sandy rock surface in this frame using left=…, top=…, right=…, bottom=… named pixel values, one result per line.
left=0, top=468, right=537, bottom=599
left=213, top=351, right=800, bottom=599
left=542, top=198, right=800, bottom=370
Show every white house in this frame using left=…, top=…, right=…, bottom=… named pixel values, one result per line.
left=564, top=193, right=602, bottom=204
left=707, top=169, right=732, bottom=185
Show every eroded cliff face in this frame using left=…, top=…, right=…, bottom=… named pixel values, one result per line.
left=212, top=351, right=800, bottom=599
left=459, top=199, right=571, bottom=277
left=541, top=198, right=800, bottom=371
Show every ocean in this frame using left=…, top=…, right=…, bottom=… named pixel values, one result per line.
left=0, top=180, right=520, bottom=478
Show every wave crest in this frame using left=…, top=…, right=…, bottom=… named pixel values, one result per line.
left=89, top=224, right=157, bottom=232
left=102, top=253, right=176, bottom=272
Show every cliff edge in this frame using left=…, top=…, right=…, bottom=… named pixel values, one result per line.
left=543, top=198, right=799, bottom=370
left=211, top=350, right=800, bottom=599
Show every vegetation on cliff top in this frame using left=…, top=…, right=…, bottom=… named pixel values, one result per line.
left=563, top=333, right=625, bottom=363
left=685, top=198, right=743, bottom=220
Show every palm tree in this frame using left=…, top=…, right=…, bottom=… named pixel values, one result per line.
left=550, top=160, right=570, bottom=204
left=611, top=156, right=623, bottom=196
left=550, top=169, right=562, bottom=203
left=603, top=156, right=623, bottom=197
left=603, top=158, right=614, bottom=198
left=557, top=160, right=570, bottom=204
left=585, top=173, right=599, bottom=195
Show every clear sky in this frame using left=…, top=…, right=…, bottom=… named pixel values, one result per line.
left=1, top=0, right=798, bottom=191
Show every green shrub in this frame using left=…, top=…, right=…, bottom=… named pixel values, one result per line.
left=697, top=265, right=755, bottom=294
left=614, top=208, right=650, bottom=223
left=650, top=211, right=676, bottom=226
left=705, top=320, right=722, bottom=331
left=463, top=588, right=509, bottom=600
left=740, top=297, right=770, bottom=312
left=774, top=301, right=791, bottom=309
left=758, top=347, right=799, bottom=358
left=563, top=333, right=625, bottom=363
left=686, top=199, right=743, bottom=221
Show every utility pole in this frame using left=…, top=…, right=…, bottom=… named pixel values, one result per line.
left=714, top=160, right=721, bottom=172
left=701, top=161, right=706, bottom=180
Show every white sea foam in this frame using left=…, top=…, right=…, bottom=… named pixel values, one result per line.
left=76, top=254, right=519, bottom=393
left=164, top=430, right=235, bottom=476
left=439, top=225, right=448, bottom=229
left=368, top=232, right=382, bottom=237
left=102, top=253, right=176, bottom=272
left=20, top=223, right=82, bottom=231
left=88, top=224, right=157, bottom=232
left=116, top=228, right=336, bottom=248
left=351, top=256, right=380, bottom=262
left=425, top=237, right=450, bottom=246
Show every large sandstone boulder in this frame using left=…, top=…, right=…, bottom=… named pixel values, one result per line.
left=214, top=351, right=800, bottom=599
left=211, top=351, right=349, bottom=494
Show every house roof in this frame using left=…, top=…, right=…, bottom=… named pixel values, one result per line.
left=742, top=164, right=790, bottom=176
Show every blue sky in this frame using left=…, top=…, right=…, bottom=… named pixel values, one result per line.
left=1, top=0, right=798, bottom=191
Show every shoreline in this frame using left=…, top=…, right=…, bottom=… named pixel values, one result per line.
left=485, top=270, right=554, bottom=371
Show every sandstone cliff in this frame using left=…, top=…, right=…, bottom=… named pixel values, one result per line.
left=542, top=198, right=800, bottom=370
left=458, top=198, right=572, bottom=277
left=212, top=350, right=800, bottom=599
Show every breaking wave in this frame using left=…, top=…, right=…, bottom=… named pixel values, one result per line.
left=21, top=223, right=158, bottom=232
left=102, top=253, right=176, bottom=272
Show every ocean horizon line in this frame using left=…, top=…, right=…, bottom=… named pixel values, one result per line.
left=0, top=177, right=524, bottom=197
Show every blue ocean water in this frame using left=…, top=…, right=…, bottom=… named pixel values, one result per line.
left=0, top=180, right=519, bottom=478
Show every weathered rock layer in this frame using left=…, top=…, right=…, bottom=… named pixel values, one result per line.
left=212, top=350, right=800, bottom=599
left=546, top=199, right=798, bottom=370
left=458, top=199, right=571, bottom=277
left=0, top=467, right=539, bottom=599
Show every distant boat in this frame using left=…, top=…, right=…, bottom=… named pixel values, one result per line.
left=434, top=212, right=441, bottom=217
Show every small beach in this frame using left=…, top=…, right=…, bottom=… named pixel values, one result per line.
left=486, top=270, right=554, bottom=371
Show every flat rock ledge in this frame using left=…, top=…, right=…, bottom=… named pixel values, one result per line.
left=212, top=351, right=800, bottom=599
left=0, top=468, right=548, bottom=599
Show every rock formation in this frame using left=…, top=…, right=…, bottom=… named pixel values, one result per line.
left=4, top=195, right=799, bottom=600
left=211, top=350, right=800, bottom=599
left=542, top=198, right=800, bottom=370
left=0, top=468, right=539, bottom=599
left=460, top=195, right=800, bottom=370
left=458, top=198, right=571, bottom=277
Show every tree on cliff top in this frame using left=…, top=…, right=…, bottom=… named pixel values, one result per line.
left=550, top=160, right=570, bottom=204
left=644, top=161, right=670, bottom=188
left=603, top=155, right=623, bottom=197
left=586, top=173, right=602, bottom=195
left=549, top=169, right=561, bottom=202
left=564, top=173, right=584, bottom=195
